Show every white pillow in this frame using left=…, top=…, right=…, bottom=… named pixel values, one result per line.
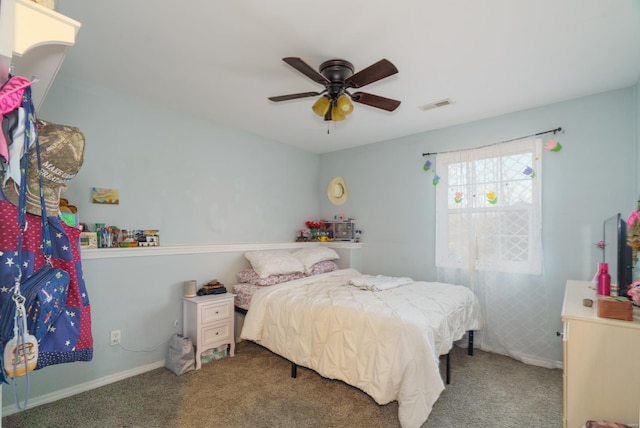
left=245, top=250, right=305, bottom=279
left=292, top=247, right=340, bottom=274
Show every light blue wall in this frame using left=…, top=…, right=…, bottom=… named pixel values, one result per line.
left=319, top=87, right=638, bottom=363
left=637, top=81, right=640, bottom=195
left=40, top=76, right=321, bottom=244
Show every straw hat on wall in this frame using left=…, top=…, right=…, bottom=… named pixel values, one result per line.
left=327, top=177, right=348, bottom=205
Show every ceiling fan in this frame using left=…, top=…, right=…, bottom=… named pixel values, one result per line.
left=268, top=57, right=401, bottom=122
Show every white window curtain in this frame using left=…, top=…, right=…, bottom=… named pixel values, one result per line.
left=435, top=137, right=556, bottom=368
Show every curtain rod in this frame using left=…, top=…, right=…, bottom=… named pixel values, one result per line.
left=421, top=127, right=563, bottom=157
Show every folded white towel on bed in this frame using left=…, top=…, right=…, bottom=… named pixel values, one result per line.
left=349, top=275, right=414, bottom=291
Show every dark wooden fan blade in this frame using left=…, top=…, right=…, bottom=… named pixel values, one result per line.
left=346, top=59, right=398, bottom=88
left=268, top=91, right=321, bottom=102
left=351, top=92, right=401, bottom=112
left=282, top=57, right=330, bottom=85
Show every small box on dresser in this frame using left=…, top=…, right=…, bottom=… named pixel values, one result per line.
left=597, top=295, right=633, bottom=321
left=31, top=0, right=55, bottom=9
left=182, top=293, right=235, bottom=370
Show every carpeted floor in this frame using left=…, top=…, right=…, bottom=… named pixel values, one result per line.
left=2, top=341, right=563, bottom=427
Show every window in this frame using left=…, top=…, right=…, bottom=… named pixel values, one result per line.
left=435, top=138, right=542, bottom=275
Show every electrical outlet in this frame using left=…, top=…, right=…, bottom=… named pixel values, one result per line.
left=110, top=330, right=121, bottom=346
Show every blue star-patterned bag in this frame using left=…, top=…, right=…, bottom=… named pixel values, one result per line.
left=0, top=266, right=70, bottom=343
left=0, top=85, right=70, bottom=385
left=0, top=264, right=70, bottom=384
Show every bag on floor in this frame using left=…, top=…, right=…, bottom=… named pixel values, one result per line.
left=166, top=334, right=195, bottom=375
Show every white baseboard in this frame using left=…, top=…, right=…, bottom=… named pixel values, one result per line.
left=2, top=359, right=166, bottom=417
left=477, top=344, right=563, bottom=370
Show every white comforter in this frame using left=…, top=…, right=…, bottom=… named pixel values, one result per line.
left=241, top=268, right=482, bottom=428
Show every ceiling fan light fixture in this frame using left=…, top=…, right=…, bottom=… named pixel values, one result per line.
left=312, top=95, right=331, bottom=117
left=337, top=94, right=354, bottom=115
left=331, top=105, right=346, bottom=121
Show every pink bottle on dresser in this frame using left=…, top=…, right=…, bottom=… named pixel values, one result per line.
left=597, top=262, right=611, bottom=296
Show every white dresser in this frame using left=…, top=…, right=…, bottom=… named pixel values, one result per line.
left=183, top=293, right=235, bottom=370
left=561, top=280, right=640, bottom=427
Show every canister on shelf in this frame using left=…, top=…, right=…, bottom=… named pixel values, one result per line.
left=183, top=280, right=197, bottom=298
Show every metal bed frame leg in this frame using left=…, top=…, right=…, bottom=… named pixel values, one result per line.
left=445, top=331, right=474, bottom=385
left=445, top=353, right=451, bottom=384
left=291, top=363, right=297, bottom=378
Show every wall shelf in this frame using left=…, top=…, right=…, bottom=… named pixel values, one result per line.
left=0, top=0, right=81, bottom=109
left=80, top=241, right=362, bottom=260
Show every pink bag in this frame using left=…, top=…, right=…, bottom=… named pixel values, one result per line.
left=0, top=76, right=31, bottom=163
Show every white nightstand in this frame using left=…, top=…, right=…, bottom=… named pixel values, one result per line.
left=182, top=293, right=235, bottom=369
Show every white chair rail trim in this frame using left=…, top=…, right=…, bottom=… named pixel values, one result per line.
left=81, top=241, right=362, bottom=260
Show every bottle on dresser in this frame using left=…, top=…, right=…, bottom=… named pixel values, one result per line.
left=597, top=262, right=611, bottom=296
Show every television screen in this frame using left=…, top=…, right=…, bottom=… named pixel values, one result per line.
left=603, top=213, right=633, bottom=297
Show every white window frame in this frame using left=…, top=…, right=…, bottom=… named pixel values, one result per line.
left=435, top=138, right=543, bottom=275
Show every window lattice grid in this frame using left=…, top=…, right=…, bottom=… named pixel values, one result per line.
left=447, top=152, right=534, bottom=210
left=473, top=211, right=531, bottom=265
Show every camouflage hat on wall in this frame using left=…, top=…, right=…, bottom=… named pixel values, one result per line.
left=3, top=119, right=85, bottom=217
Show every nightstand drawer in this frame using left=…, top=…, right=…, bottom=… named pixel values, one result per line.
left=201, top=301, right=231, bottom=324
left=201, top=322, right=232, bottom=347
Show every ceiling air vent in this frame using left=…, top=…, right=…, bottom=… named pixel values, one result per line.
left=418, top=98, right=454, bottom=111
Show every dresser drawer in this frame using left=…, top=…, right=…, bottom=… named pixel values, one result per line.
left=201, top=301, right=231, bottom=324
left=201, top=321, right=232, bottom=347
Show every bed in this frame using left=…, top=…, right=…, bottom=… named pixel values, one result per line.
left=234, top=248, right=482, bottom=428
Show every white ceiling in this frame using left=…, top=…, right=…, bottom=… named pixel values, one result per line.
left=55, top=0, right=640, bottom=154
